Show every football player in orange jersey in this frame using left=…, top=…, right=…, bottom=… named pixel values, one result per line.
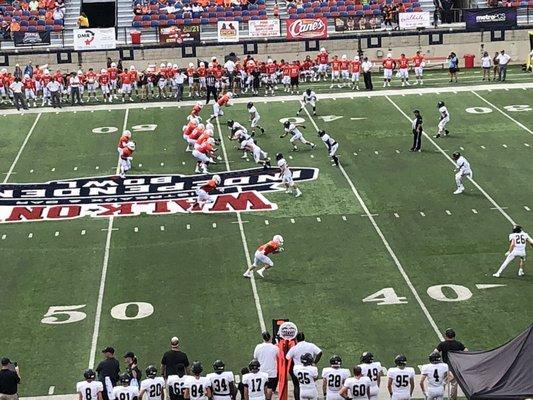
left=382, top=53, right=396, bottom=87
left=118, top=130, right=132, bottom=154
left=187, top=174, right=223, bottom=212
left=330, top=55, right=342, bottom=89
left=243, top=235, right=284, bottom=278
left=119, top=141, right=135, bottom=178
left=412, top=51, right=425, bottom=85
left=208, top=92, right=233, bottom=122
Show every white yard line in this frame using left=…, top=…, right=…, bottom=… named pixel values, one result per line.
left=214, top=117, right=267, bottom=333
left=88, top=108, right=129, bottom=368
left=3, top=113, right=42, bottom=183
left=1, top=83, right=531, bottom=116
left=385, top=95, right=516, bottom=226
left=300, top=102, right=444, bottom=341
left=471, top=91, right=533, bottom=136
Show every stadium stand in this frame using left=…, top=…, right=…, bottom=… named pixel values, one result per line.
left=0, top=0, right=65, bottom=36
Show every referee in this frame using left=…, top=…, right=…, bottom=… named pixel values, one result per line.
left=205, top=70, right=217, bottom=104
left=410, top=109, right=423, bottom=152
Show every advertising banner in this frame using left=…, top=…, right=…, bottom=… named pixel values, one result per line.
left=286, top=18, right=328, bottom=40
left=159, top=25, right=200, bottom=44
left=217, top=21, right=239, bottom=42
left=398, top=11, right=431, bottom=29
left=73, top=28, right=116, bottom=51
left=464, top=8, right=517, bottom=30
left=333, top=16, right=381, bottom=31
left=13, top=31, right=51, bottom=46
left=248, top=19, right=281, bottom=37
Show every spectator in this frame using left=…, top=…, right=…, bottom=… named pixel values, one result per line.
left=161, top=337, right=190, bottom=379
left=13, top=64, right=22, bottom=80
left=286, top=332, right=322, bottom=400
left=435, top=328, right=468, bottom=400
left=106, top=57, right=113, bottom=68
left=24, top=62, right=33, bottom=78
left=124, top=352, right=142, bottom=387
left=10, top=19, right=21, bottom=34
left=78, top=12, right=89, bottom=28
left=29, top=0, right=39, bottom=11
left=0, top=21, right=10, bottom=40
left=96, top=346, right=120, bottom=400
left=253, top=332, right=279, bottom=399
left=492, top=51, right=500, bottom=80
left=504, top=0, right=512, bottom=6
left=11, top=0, right=21, bottom=10
left=481, top=51, right=491, bottom=81
left=0, top=358, right=21, bottom=400
left=55, top=0, right=65, bottom=12
left=496, top=49, right=511, bottom=81
left=53, top=8, right=64, bottom=20
left=448, top=52, right=458, bottom=83
left=10, top=77, right=28, bottom=111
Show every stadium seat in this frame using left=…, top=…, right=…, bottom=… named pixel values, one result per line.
left=28, top=25, right=37, bottom=32
left=132, top=21, right=142, bottom=27
left=150, top=20, right=159, bottom=26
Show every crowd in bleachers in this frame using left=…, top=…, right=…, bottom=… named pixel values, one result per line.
left=0, top=0, right=65, bottom=39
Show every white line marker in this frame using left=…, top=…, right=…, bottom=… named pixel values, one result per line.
left=471, top=91, right=533, bottom=136
left=342, top=215, right=347, bottom=221
left=100, top=228, right=118, bottom=232
left=353, top=152, right=358, bottom=156
left=310, top=154, right=314, bottom=158
left=459, top=146, right=464, bottom=151
left=502, top=144, right=508, bottom=148
left=186, top=224, right=191, bottom=230
left=134, top=227, right=139, bottom=232
left=525, top=143, right=530, bottom=147
left=490, top=206, right=507, bottom=210
left=138, top=163, right=143, bottom=167
left=81, top=230, right=86, bottom=235
left=95, top=166, right=99, bottom=170
left=3, top=113, right=41, bottom=183
left=212, top=222, right=217, bottom=228
left=54, top=231, right=59, bottom=237
left=394, top=213, right=400, bottom=218
left=264, top=220, right=269, bottom=225
left=445, top=210, right=452, bottom=215
left=48, top=386, right=55, bottom=395
left=476, top=284, right=506, bottom=289
left=301, top=103, right=444, bottom=341
left=480, top=145, right=486, bottom=149
left=30, top=169, right=33, bottom=173
left=160, top=226, right=165, bottom=231
left=419, top=212, right=425, bottom=217
left=386, top=95, right=516, bottom=226
left=1, top=234, right=5, bottom=240
left=161, top=162, right=165, bottom=166
left=182, top=161, right=186, bottom=165
left=374, top=151, right=379, bottom=155
left=289, top=155, right=293, bottom=159
left=316, top=217, right=321, bottom=222
left=89, top=108, right=129, bottom=369
left=525, top=206, right=531, bottom=211
left=74, top=166, right=78, bottom=171
left=395, top=149, right=400, bottom=153
left=28, top=233, right=33, bottom=238
left=361, top=213, right=379, bottom=217
left=51, top=167, right=55, bottom=171
left=472, top=209, right=478, bottom=214
left=290, top=218, right=295, bottom=223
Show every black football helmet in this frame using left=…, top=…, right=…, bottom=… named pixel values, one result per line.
left=429, top=351, right=441, bottom=364
left=301, top=353, right=314, bottom=366
left=83, top=369, right=96, bottom=380
left=283, top=121, right=291, bottom=129
left=213, top=360, right=225, bottom=373
left=227, top=120, right=234, bottom=128
left=413, top=109, right=420, bottom=115
left=360, top=352, right=374, bottom=364
left=437, top=101, right=445, bottom=108
left=146, top=365, right=158, bottom=378
left=513, top=225, right=523, bottom=233
left=306, top=88, right=311, bottom=96
left=192, top=361, right=203, bottom=375
left=318, top=130, right=326, bottom=137
left=394, top=355, right=407, bottom=367
left=249, top=359, right=261, bottom=372
left=329, top=355, right=342, bottom=367
left=445, top=328, right=456, bottom=338
left=247, top=102, right=253, bottom=109
left=452, top=152, right=460, bottom=160
left=276, top=152, right=284, bottom=161
left=119, top=373, right=131, bottom=384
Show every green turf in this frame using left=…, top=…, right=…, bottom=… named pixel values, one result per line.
left=0, top=77, right=532, bottom=396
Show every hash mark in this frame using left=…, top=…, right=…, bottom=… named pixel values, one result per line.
left=401, top=94, right=405, bottom=97
left=342, top=215, right=347, bottom=221
left=182, top=162, right=186, bottom=165
left=394, top=213, right=400, bottom=218
left=160, top=226, right=165, bottom=231
left=48, top=386, right=55, bottom=395
left=310, top=154, right=314, bottom=158
left=445, top=210, right=452, bottom=215
left=480, top=145, right=486, bottom=149
left=289, top=155, right=293, bottom=160
left=28, top=233, right=33, bottom=238
left=316, top=217, right=321, bottom=222
left=212, top=223, right=217, bottom=228
left=472, top=209, right=478, bottom=214
left=160, top=162, right=165, bottom=166
left=30, top=169, right=34, bottom=173
left=81, top=230, right=86, bottom=235
left=525, top=143, right=530, bottom=147
left=290, top=218, right=295, bottom=224
left=374, top=151, right=379, bottom=155
left=74, top=166, right=78, bottom=171
left=459, top=146, right=464, bottom=151
left=54, top=231, right=59, bottom=237
left=395, top=149, right=400, bottom=153
left=419, top=212, right=425, bottom=217
left=139, top=163, right=143, bottom=167
left=525, top=206, right=531, bottom=211
left=265, top=220, right=269, bottom=225
left=1, top=234, right=5, bottom=240
left=353, top=152, right=358, bottom=156
left=502, top=144, right=508, bottom=148
left=51, top=167, right=56, bottom=171
left=186, top=224, right=191, bottom=230
left=95, top=166, right=99, bottom=170
left=134, top=227, right=139, bottom=232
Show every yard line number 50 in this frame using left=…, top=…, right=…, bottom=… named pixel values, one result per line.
left=41, top=302, right=154, bottom=324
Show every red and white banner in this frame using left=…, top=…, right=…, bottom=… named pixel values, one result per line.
left=248, top=19, right=281, bottom=38
left=217, top=20, right=239, bottom=42
left=286, top=18, right=328, bottom=40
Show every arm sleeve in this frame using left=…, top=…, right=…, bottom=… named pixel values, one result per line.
left=436, top=342, right=443, bottom=352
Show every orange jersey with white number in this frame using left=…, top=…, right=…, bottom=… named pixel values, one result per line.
left=23, top=77, right=35, bottom=90
left=121, top=147, right=134, bottom=158
left=200, top=179, right=217, bottom=192
left=258, top=240, right=280, bottom=255
left=340, top=60, right=350, bottom=71
left=198, top=142, right=213, bottom=154
left=331, top=60, right=341, bottom=71
left=316, top=53, right=329, bottom=64
left=217, top=94, right=230, bottom=107
left=108, top=67, right=119, bottom=80
left=351, top=61, right=361, bottom=73
left=118, top=135, right=130, bottom=149
left=189, top=127, right=204, bottom=140
left=413, top=55, right=424, bottom=67
left=99, top=73, right=110, bottom=85
left=196, top=133, right=211, bottom=146
left=86, top=71, right=97, bottom=83
left=266, top=63, right=277, bottom=75
left=383, top=59, right=395, bottom=69
left=183, top=121, right=197, bottom=136
left=120, top=72, right=132, bottom=85
left=399, top=57, right=409, bottom=69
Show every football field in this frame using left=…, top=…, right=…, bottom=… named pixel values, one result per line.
left=1, top=72, right=532, bottom=397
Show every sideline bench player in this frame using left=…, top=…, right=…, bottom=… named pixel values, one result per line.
left=387, top=355, right=414, bottom=400
left=358, top=352, right=383, bottom=400
left=243, top=235, right=284, bottom=278
left=339, top=367, right=371, bottom=400
left=322, top=356, right=350, bottom=400
left=420, top=352, right=450, bottom=400
left=77, top=369, right=103, bottom=400
left=294, top=354, right=319, bottom=400
left=493, top=225, right=533, bottom=277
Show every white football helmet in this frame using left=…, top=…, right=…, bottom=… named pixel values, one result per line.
left=267, top=58, right=273, bottom=64
left=212, top=174, right=221, bottom=184
left=211, top=56, right=217, bottom=61
left=207, top=138, right=215, bottom=145
left=197, top=123, right=205, bottom=130
left=354, top=55, right=360, bottom=61
left=226, top=92, right=233, bottom=98
left=189, top=62, right=194, bottom=68
left=273, top=235, right=284, bottom=245
left=24, top=74, right=30, bottom=79
left=208, top=62, right=213, bottom=69
left=195, top=101, right=203, bottom=108
left=167, top=62, right=172, bottom=67
left=206, top=123, right=214, bottom=131
left=126, top=141, right=136, bottom=150
left=341, top=54, right=347, bottom=60
left=160, top=63, right=166, bottom=68
left=0, top=68, right=7, bottom=74
left=77, top=70, right=83, bottom=76
left=205, top=128, right=214, bottom=137
left=173, top=64, right=178, bottom=69
left=129, top=65, right=136, bottom=71
left=100, top=68, right=107, bottom=74
left=387, top=53, right=392, bottom=58
left=200, top=62, right=205, bottom=67
left=123, top=130, right=132, bottom=138
left=320, top=47, right=326, bottom=52
left=111, top=62, right=117, bottom=68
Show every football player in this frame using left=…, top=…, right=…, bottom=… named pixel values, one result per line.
left=493, top=225, right=533, bottom=277
left=318, top=130, right=339, bottom=166
left=118, top=130, right=132, bottom=154
left=108, top=62, right=119, bottom=100
left=386, top=355, right=415, bottom=400
left=351, top=56, right=361, bottom=90
left=398, top=54, right=410, bottom=87
left=382, top=54, right=396, bottom=87
left=113, top=374, right=139, bottom=400
left=76, top=369, right=103, bottom=400
left=420, top=352, right=450, bottom=400
left=242, top=360, right=269, bottom=400
left=294, top=354, right=318, bottom=400
left=243, top=235, right=284, bottom=278
left=452, top=152, right=472, bottom=195
left=247, top=102, right=265, bottom=135
left=316, top=48, right=329, bottom=82
left=119, top=141, right=135, bottom=178
left=206, top=360, right=236, bottom=400
left=187, top=174, right=222, bottom=212
left=358, top=352, right=383, bottom=400
left=322, top=356, right=350, bottom=400
left=208, top=92, right=233, bottom=122
left=339, top=366, right=372, bottom=400
left=435, top=101, right=450, bottom=138
left=139, top=366, right=165, bottom=400
left=330, top=55, right=341, bottom=89
left=186, top=362, right=212, bottom=400
left=192, top=137, right=217, bottom=174
left=241, top=138, right=270, bottom=169
left=167, top=364, right=189, bottom=400
left=280, top=121, right=315, bottom=152
left=276, top=152, right=302, bottom=197
left=412, top=51, right=424, bottom=85
left=297, top=89, right=317, bottom=116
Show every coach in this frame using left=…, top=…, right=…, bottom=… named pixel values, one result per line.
left=205, top=70, right=217, bottom=104
left=362, top=57, right=373, bottom=90
left=9, top=77, right=28, bottom=111
left=69, top=72, right=82, bottom=106
left=435, top=328, right=468, bottom=400
left=96, top=347, right=120, bottom=400
left=46, top=77, right=61, bottom=108
left=0, top=358, right=20, bottom=400
left=410, top=109, right=423, bottom=152
left=253, top=332, right=279, bottom=397
left=161, top=336, right=190, bottom=379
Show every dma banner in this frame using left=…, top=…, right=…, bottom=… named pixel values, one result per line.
left=248, top=19, right=281, bottom=38
left=73, top=28, right=116, bottom=51
left=464, top=8, right=517, bottom=30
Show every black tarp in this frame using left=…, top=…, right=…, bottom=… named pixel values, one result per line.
left=448, top=325, right=533, bottom=400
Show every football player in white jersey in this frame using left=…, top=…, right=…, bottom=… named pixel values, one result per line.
left=420, top=352, right=450, bottom=400
left=493, top=225, right=533, bottom=277
left=167, top=364, right=189, bottom=400
left=206, top=360, right=236, bottom=400
left=387, top=355, right=415, bottom=400
left=294, top=354, right=318, bottom=400
left=139, top=366, right=165, bottom=400
left=186, top=362, right=212, bottom=400
left=243, top=359, right=269, bottom=400
left=435, top=101, right=450, bottom=138
left=339, top=366, right=371, bottom=400
left=280, top=121, right=315, bottom=152
left=452, top=152, right=472, bottom=195
left=276, top=152, right=302, bottom=197
left=77, top=369, right=103, bottom=400
left=297, top=89, right=317, bottom=116
left=318, top=130, right=339, bottom=166
left=357, top=352, right=383, bottom=400
left=113, top=374, right=139, bottom=400
left=247, top=102, right=265, bottom=136
left=322, top=355, right=350, bottom=400
left=241, top=138, right=270, bottom=169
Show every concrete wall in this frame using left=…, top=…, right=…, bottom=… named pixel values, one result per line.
left=5, top=28, right=530, bottom=72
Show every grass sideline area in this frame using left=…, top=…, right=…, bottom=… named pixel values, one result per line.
left=0, top=77, right=531, bottom=397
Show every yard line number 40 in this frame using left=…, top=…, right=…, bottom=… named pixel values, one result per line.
left=41, top=302, right=154, bottom=324
left=363, top=284, right=473, bottom=306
